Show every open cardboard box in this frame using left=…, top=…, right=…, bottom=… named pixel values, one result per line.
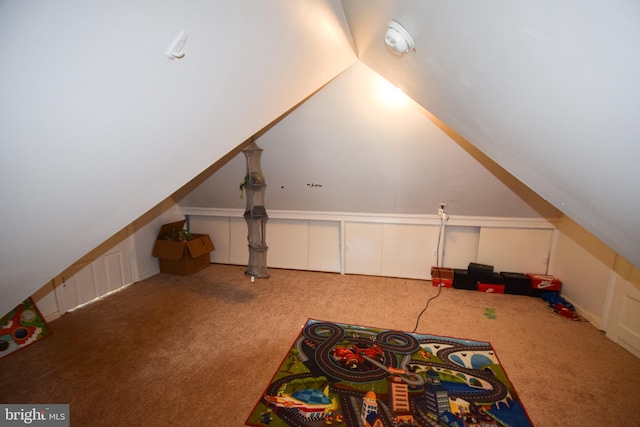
left=152, top=220, right=214, bottom=275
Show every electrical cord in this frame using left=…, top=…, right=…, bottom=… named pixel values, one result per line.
left=412, top=215, right=445, bottom=333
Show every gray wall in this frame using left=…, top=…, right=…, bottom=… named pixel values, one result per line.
left=179, top=63, right=561, bottom=219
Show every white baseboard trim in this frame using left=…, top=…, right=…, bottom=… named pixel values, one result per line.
left=138, top=268, right=160, bottom=282
left=43, top=311, right=62, bottom=323
left=181, top=207, right=559, bottom=229
left=566, top=299, right=602, bottom=330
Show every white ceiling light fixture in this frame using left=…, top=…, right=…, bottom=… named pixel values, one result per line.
left=384, top=20, right=415, bottom=55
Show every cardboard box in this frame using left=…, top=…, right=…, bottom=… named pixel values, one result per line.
left=432, top=278, right=454, bottom=288
left=468, top=262, right=494, bottom=277
left=500, top=272, right=532, bottom=295
left=478, top=283, right=505, bottom=294
left=453, top=269, right=478, bottom=290
left=478, top=272, right=504, bottom=284
left=431, top=267, right=454, bottom=280
left=152, top=221, right=215, bottom=275
left=527, top=273, right=562, bottom=297
left=477, top=271, right=503, bottom=293
left=431, top=267, right=454, bottom=286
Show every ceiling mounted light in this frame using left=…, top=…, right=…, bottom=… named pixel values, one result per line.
left=384, top=20, right=415, bottom=55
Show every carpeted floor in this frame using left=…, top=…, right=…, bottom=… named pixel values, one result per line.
left=1, top=264, right=639, bottom=426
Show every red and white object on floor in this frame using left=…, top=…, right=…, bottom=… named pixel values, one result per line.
left=527, top=274, right=562, bottom=292
left=478, top=283, right=505, bottom=294
left=432, top=278, right=454, bottom=288
left=431, top=267, right=454, bottom=287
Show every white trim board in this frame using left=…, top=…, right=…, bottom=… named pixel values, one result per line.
left=181, top=207, right=559, bottom=229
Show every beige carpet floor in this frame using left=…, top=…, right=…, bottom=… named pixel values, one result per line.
left=1, top=264, right=639, bottom=426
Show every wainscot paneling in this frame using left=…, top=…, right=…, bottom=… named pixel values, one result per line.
left=478, top=228, right=554, bottom=274
left=182, top=208, right=558, bottom=280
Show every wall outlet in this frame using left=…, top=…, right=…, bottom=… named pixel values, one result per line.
left=438, top=203, right=449, bottom=221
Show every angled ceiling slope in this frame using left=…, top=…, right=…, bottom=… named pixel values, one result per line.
left=0, top=0, right=356, bottom=316
left=342, top=0, right=640, bottom=268
left=180, top=61, right=562, bottom=221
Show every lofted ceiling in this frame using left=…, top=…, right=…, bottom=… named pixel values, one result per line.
left=0, top=0, right=356, bottom=315
left=342, top=0, right=640, bottom=269
left=1, top=1, right=639, bottom=316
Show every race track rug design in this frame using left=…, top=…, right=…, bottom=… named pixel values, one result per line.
left=246, top=319, right=532, bottom=427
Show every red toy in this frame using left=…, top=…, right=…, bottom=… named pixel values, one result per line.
left=330, top=342, right=384, bottom=370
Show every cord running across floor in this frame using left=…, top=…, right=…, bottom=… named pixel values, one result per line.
left=412, top=215, right=445, bottom=333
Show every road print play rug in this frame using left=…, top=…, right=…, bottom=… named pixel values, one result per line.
left=246, top=319, right=532, bottom=427
left=0, top=298, right=51, bottom=360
